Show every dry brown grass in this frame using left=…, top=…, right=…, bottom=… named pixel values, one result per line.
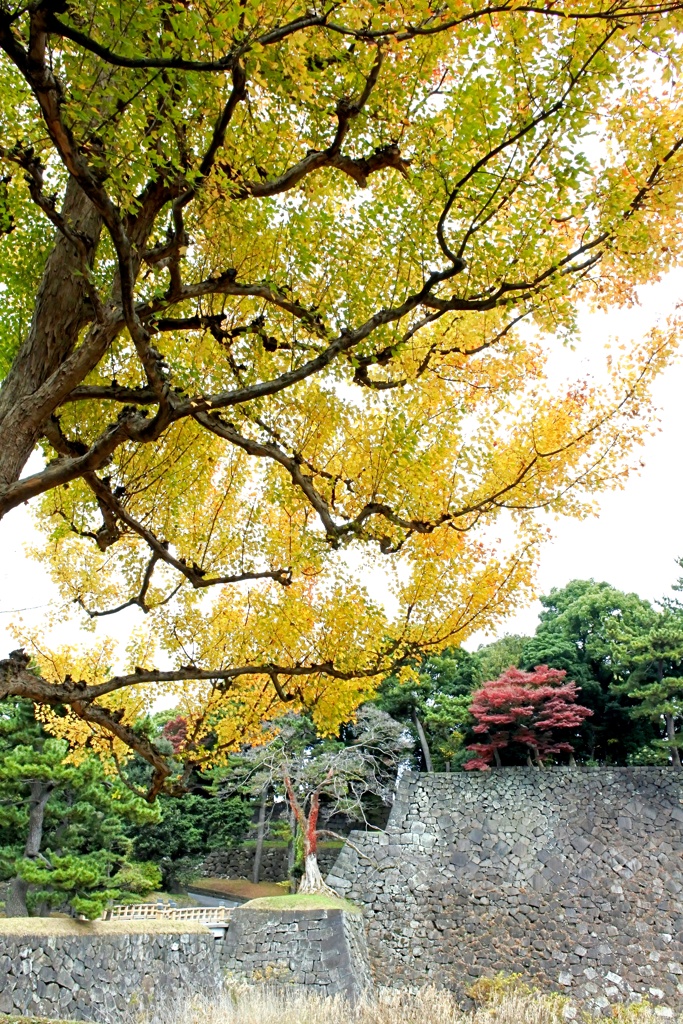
left=0, top=1017, right=82, bottom=1024
left=242, top=893, right=359, bottom=911
left=0, top=917, right=210, bottom=937
left=191, top=878, right=289, bottom=901
left=162, top=984, right=681, bottom=1024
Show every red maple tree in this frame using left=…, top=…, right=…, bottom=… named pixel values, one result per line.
left=162, top=715, right=188, bottom=754
left=464, top=665, right=592, bottom=770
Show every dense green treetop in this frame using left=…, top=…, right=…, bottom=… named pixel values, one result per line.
left=374, top=576, right=683, bottom=768
left=609, top=607, right=683, bottom=764
left=117, top=712, right=253, bottom=887
left=374, top=648, right=478, bottom=769
left=518, top=579, right=659, bottom=762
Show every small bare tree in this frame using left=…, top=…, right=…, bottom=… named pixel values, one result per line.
left=229, top=706, right=409, bottom=894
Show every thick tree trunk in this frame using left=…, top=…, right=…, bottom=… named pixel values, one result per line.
left=665, top=713, right=681, bottom=768
left=5, top=877, right=30, bottom=917
left=26, top=781, right=53, bottom=857
left=412, top=711, right=433, bottom=772
left=252, top=787, right=268, bottom=885
left=297, top=806, right=335, bottom=895
left=5, top=780, right=54, bottom=917
left=282, top=777, right=336, bottom=896
left=298, top=852, right=335, bottom=895
left=0, top=179, right=102, bottom=499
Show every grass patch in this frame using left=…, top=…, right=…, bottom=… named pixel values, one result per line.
left=143, top=982, right=676, bottom=1024
left=241, top=893, right=359, bottom=912
left=189, top=878, right=289, bottom=900
left=1, top=1017, right=89, bottom=1024
left=0, top=918, right=210, bottom=937
left=240, top=839, right=344, bottom=849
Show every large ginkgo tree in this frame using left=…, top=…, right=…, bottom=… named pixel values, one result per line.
left=1, top=0, right=683, bottom=796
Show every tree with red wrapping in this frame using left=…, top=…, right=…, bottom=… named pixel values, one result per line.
left=464, top=666, right=592, bottom=770
left=226, top=707, right=409, bottom=893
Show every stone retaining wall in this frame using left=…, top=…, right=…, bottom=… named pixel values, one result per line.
left=219, top=905, right=373, bottom=1004
left=0, top=920, right=221, bottom=1021
left=201, top=843, right=341, bottom=882
left=327, top=767, right=683, bottom=1015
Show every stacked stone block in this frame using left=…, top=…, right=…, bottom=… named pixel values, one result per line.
left=0, top=921, right=221, bottom=1021
left=201, top=843, right=340, bottom=882
left=327, top=767, right=683, bottom=1015
left=219, top=905, right=373, bottom=1004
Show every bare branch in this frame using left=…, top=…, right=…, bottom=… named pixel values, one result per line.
left=65, top=384, right=159, bottom=405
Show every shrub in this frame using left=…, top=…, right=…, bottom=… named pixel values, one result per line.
left=111, top=860, right=163, bottom=898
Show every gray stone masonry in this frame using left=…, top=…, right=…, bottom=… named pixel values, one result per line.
left=0, top=921, right=221, bottom=1021
left=202, top=843, right=340, bottom=882
left=219, top=905, right=374, bottom=1004
left=327, top=767, right=683, bottom=1016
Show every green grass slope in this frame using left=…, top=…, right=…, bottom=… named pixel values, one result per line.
left=242, top=893, right=359, bottom=912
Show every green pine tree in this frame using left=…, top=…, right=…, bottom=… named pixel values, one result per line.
left=375, top=648, right=480, bottom=771
left=609, top=611, right=683, bottom=767
left=0, top=699, right=158, bottom=917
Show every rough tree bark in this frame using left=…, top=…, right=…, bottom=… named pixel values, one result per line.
left=286, top=803, right=297, bottom=894
left=0, top=179, right=102, bottom=492
left=298, top=788, right=331, bottom=895
left=529, top=744, right=544, bottom=768
left=5, top=779, right=54, bottom=917
left=412, top=710, right=433, bottom=773
left=283, top=773, right=335, bottom=896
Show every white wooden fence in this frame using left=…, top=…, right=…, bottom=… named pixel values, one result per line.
left=103, top=903, right=232, bottom=933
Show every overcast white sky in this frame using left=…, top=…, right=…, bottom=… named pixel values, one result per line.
left=468, top=269, right=683, bottom=643
left=2, top=270, right=683, bottom=657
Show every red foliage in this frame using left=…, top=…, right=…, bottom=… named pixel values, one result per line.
left=162, top=715, right=188, bottom=753
left=464, top=665, right=592, bottom=770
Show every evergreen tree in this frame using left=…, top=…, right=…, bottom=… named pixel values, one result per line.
left=121, top=714, right=253, bottom=890
left=227, top=707, right=408, bottom=893
left=476, top=635, right=530, bottom=683
left=519, top=580, right=656, bottom=763
left=609, top=610, right=683, bottom=767
left=374, top=648, right=480, bottom=770
left=0, top=699, right=158, bottom=917
left=127, top=789, right=253, bottom=891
